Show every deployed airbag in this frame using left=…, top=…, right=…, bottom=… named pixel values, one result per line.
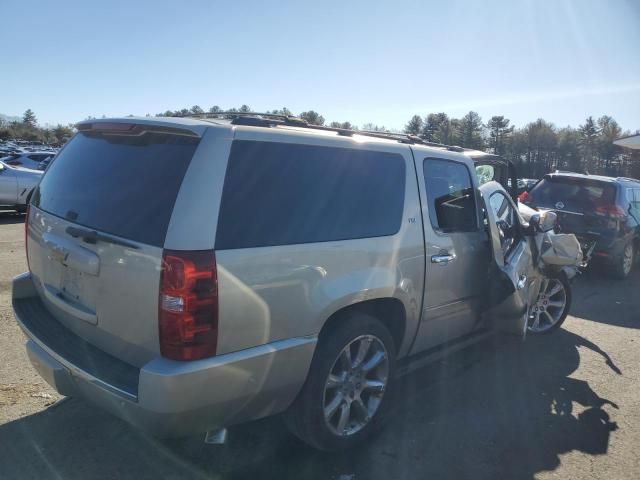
left=540, top=232, right=583, bottom=266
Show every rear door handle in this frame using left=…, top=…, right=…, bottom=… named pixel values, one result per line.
left=431, top=253, right=455, bottom=265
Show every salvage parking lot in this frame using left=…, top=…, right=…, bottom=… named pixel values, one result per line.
left=0, top=210, right=639, bottom=480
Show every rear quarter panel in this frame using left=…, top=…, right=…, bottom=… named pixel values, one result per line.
left=210, top=127, right=425, bottom=357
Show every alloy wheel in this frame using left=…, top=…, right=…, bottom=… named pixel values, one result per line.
left=322, top=335, right=389, bottom=437
left=528, top=278, right=568, bottom=333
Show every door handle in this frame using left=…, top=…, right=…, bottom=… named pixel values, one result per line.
left=517, top=275, right=527, bottom=290
left=431, top=253, right=455, bottom=265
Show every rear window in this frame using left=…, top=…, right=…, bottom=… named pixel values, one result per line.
left=32, top=130, right=199, bottom=247
left=528, top=176, right=616, bottom=212
left=216, top=140, right=406, bottom=249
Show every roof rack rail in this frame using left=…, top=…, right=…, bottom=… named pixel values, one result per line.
left=169, top=111, right=466, bottom=152
left=616, top=176, right=640, bottom=183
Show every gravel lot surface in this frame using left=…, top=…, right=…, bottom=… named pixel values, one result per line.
left=1, top=210, right=638, bottom=479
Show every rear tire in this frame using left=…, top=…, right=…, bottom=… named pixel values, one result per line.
left=611, top=242, right=634, bottom=279
left=284, top=313, right=396, bottom=451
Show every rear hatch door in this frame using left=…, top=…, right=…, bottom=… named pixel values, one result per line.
left=27, top=122, right=201, bottom=367
left=523, top=176, right=619, bottom=242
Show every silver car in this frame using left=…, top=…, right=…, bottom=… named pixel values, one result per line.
left=12, top=115, right=551, bottom=451
left=0, top=160, right=41, bottom=212
left=1, top=152, right=55, bottom=170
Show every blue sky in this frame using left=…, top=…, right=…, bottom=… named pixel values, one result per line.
left=2, top=0, right=639, bottom=131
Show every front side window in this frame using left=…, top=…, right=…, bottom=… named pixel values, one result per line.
left=489, top=191, right=519, bottom=259
left=424, top=159, right=477, bottom=232
left=216, top=141, right=406, bottom=249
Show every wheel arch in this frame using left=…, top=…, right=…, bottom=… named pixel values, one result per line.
left=318, top=298, right=407, bottom=357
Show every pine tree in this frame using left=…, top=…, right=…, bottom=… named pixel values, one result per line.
left=404, top=115, right=423, bottom=136
left=486, top=116, right=514, bottom=155
left=22, top=109, right=37, bottom=127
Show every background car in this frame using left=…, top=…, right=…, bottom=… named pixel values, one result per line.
left=0, top=160, right=42, bottom=212
left=1, top=152, right=54, bottom=170
left=519, top=178, right=538, bottom=193
left=520, top=172, right=640, bottom=278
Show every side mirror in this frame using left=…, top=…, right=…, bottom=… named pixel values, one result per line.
left=529, top=211, right=557, bottom=233
left=539, top=211, right=557, bottom=232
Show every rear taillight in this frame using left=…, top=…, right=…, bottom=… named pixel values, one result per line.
left=518, top=191, right=531, bottom=203
left=595, top=205, right=625, bottom=219
left=24, top=205, right=30, bottom=270
left=159, top=250, right=218, bottom=361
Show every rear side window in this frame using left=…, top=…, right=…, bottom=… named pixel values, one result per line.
left=32, top=130, right=199, bottom=247
left=424, top=159, right=477, bottom=232
left=216, top=141, right=406, bottom=249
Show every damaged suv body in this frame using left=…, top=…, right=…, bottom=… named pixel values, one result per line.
left=13, top=115, right=570, bottom=450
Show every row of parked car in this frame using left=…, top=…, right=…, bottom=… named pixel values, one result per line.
left=0, top=140, right=60, bottom=170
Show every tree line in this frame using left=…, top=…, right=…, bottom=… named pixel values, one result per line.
left=403, top=111, right=639, bottom=179
left=0, top=109, right=73, bottom=145
left=157, top=105, right=369, bottom=131
left=3, top=107, right=638, bottom=180
left=159, top=105, right=639, bottom=179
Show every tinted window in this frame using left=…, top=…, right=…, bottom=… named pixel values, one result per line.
left=216, top=141, right=405, bottom=249
left=527, top=177, right=616, bottom=212
left=489, top=191, right=518, bottom=258
left=424, top=159, right=477, bottom=232
left=33, top=131, right=199, bottom=247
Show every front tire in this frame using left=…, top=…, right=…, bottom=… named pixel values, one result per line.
left=528, top=273, right=571, bottom=334
left=285, top=313, right=396, bottom=451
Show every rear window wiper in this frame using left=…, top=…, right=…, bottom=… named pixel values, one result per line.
left=65, top=226, right=140, bottom=249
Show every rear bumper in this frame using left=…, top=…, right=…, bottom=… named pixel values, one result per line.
left=577, top=234, right=630, bottom=264
left=12, top=272, right=316, bottom=437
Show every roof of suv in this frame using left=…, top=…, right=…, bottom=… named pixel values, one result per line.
left=545, top=171, right=640, bottom=185
left=78, top=115, right=472, bottom=158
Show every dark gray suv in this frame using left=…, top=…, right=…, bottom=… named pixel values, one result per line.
left=521, top=172, right=640, bottom=278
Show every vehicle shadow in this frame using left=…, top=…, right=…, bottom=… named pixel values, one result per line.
left=570, top=265, right=640, bottom=329
left=0, top=329, right=620, bottom=480
left=0, top=209, right=25, bottom=225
